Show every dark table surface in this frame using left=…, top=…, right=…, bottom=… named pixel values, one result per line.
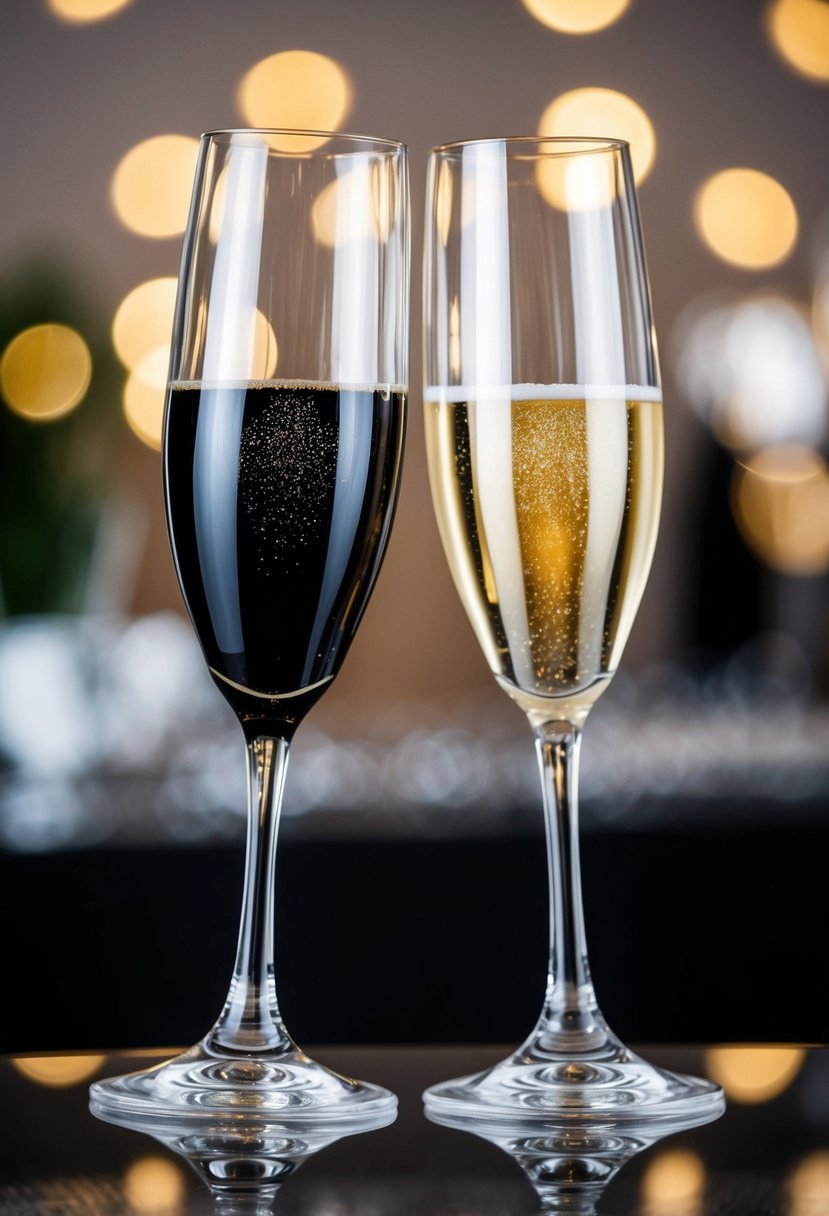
left=2, top=1044, right=828, bottom=1215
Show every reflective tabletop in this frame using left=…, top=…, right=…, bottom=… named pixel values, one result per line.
left=1, top=1045, right=828, bottom=1214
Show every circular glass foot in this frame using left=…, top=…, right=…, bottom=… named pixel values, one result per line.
left=90, top=1041, right=397, bottom=1128
left=424, top=1046, right=724, bottom=1128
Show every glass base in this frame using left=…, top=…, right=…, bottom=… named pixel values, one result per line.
left=424, top=1040, right=724, bottom=1128
left=90, top=1039, right=397, bottom=1128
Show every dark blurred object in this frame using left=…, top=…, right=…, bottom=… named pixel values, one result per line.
left=686, top=439, right=766, bottom=661
left=2, top=816, right=829, bottom=1053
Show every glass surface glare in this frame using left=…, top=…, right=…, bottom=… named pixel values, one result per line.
left=91, top=129, right=408, bottom=1124
left=422, top=136, right=724, bottom=1126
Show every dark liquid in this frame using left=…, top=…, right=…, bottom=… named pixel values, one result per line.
left=164, top=381, right=406, bottom=738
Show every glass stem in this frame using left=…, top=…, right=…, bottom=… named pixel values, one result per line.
left=532, top=723, right=606, bottom=1051
left=206, top=736, right=293, bottom=1055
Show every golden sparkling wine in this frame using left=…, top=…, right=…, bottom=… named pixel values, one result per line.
left=425, top=385, right=663, bottom=718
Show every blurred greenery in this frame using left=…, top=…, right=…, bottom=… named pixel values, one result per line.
left=0, top=258, right=120, bottom=616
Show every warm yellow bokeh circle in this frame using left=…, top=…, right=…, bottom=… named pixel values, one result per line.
left=705, top=1046, right=806, bottom=1102
left=47, top=0, right=132, bottom=22
left=13, top=1054, right=107, bottom=1087
left=767, top=0, right=829, bottom=82
left=539, top=88, right=655, bottom=183
left=112, top=278, right=178, bottom=371
left=122, top=1155, right=186, bottom=1215
left=521, top=0, right=630, bottom=33
left=311, top=164, right=394, bottom=246
left=731, top=448, right=829, bottom=576
left=789, top=1152, right=829, bottom=1214
left=536, top=88, right=655, bottom=208
left=111, top=135, right=199, bottom=238
left=1, top=323, right=92, bottom=421
left=694, top=168, right=798, bottom=269
left=237, top=51, right=352, bottom=152
left=123, top=310, right=278, bottom=450
left=641, top=1149, right=706, bottom=1204
left=123, top=348, right=170, bottom=451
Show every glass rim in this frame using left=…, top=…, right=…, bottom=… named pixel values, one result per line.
left=200, top=128, right=407, bottom=155
left=429, top=135, right=630, bottom=158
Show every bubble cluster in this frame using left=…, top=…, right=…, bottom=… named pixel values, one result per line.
left=513, top=397, right=589, bottom=687
left=238, top=385, right=338, bottom=570
left=426, top=390, right=662, bottom=709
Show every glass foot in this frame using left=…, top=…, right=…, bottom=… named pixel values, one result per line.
left=424, top=1038, right=724, bottom=1127
left=90, top=1040, right=397, bottom=1127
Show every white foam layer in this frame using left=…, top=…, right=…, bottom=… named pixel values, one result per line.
left=424, top=383, right=661, bottom=403
left=170, top=379, right=407, bottom=393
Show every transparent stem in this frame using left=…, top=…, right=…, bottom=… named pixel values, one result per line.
left=212, top=1197, right=278, bottom=1216
left=532, top=723, right=607, bottom=1053
left=206, top=736, right=293, bottom=1055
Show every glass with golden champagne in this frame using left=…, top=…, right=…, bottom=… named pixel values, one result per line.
left=422, top=137, right=724, bottom=1125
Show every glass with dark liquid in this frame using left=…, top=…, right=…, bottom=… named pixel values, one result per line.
left=91, top=130, right=408, bottom=1123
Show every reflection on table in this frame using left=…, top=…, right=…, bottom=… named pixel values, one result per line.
left=2, top=1045, right=829, bottom=1214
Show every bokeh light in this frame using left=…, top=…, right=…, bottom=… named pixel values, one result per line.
left=673, top=293, right=826, bottom=451
left=13, top=1053, right=107, bottom=1086
left=641, top=1148, right=706, bottom=1205
left=537, top=88, right=656, bottom=186
left=694, top=168, right=798, bottom=269
left=789, top=1152, right=829, bottom=1216
left=112, top=278, right=178, bottom=371
left=732, top=446, right=829, bottom=576
left=251, top=309, right=279, bottom=380
left=1, top=323, right=92, bottom=422
left=47, top=0, right=132, bottom=21
left=123, top=310, right=277, bottom=450
left=766, top=0, right=829, bottom=83
left=449, top=296, right=461, bottom=379
left=538, top=147, right=620, bottom=211
left=721, top=296, right=825, bottom=449
left=435, top=159, right=453, bottom=245
left=111, top=135, right=199, bottom=238
left=705, top=1046, right=805, bottom=1102
left=521, top=0, right=630, bottom=33
left=123, top=1155, right=185, bottom=1214
left=208, top=165, right=229, bottom=244
left=311, top=166, right=383, bottom=246
left=123, top=347, right=168, bottom=450
left=237, top=51, right=352, bottom=152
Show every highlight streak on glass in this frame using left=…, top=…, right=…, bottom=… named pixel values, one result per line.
left=460, top=145, right=533, bottom=690
left=568, top=162, right=630, bottom=686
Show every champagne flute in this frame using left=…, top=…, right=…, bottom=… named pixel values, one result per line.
left=91, top=129, right=408, bottom=1121
left=422, top=137, right=723, bottom=1123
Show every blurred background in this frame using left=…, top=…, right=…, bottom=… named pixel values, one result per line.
left=1, top=0, right=829, bottom=1053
